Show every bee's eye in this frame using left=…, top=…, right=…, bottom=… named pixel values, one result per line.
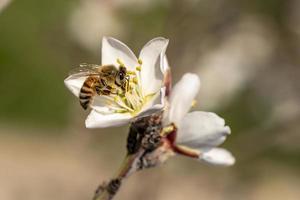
left=119, top=72, right=125, bottom=80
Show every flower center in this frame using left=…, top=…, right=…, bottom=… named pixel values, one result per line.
left=101, top=58, right=153, bottom=116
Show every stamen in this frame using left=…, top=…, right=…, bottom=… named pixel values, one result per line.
left=100, top=58, right=153, bottom=116
left=138, top=59, right=143, bottom=65
left=132, top=77, right=138, bottom=84
left=114, top=110, right=128, bottom=113
left=125, top=93, right=137, bottom=110
left=113, top=96, right=134, bottom=112
left=136, top=66, right=141, bottom=71
left=127, top=71, right=136, bottom=75
left=117, top=58, right=125, bottom=67
left=161, top=123, right=177, bottom=137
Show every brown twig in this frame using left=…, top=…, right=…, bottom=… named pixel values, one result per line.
left=92, top=113, right=165, bottom=200
left=92, top=152, right=144, bottom=200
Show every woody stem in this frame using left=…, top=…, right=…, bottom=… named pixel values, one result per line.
left=92, top=150, right=145, bottom=200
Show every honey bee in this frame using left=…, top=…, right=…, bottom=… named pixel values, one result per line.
left=69, top=63, right=130, bottom=109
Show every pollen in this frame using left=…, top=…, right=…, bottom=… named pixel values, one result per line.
left=132, top=77, right=138, bottom=84
left=161, top=123, right=177, bottom=137
left=138, top=59, right=143, bottom=65
left=117, top=58, right=125, bottom=67
left=136, top=66, right=141, bottom=71
left=127, top=71, right=136, bottom=75
left=104, top=58, right=150, bottom=116
left=114, top=96, right=120, bottom=102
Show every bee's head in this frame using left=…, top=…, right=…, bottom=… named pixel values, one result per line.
left=116, top=66, right=129, bottom=88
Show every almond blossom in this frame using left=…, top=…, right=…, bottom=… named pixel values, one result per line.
left=163, top=73, right=235, bottom=166
left=64, top=37, right=169, bottom=128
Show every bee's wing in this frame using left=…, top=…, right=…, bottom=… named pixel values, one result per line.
left=68, top=63, right=100, bottom=77
left=100, top=65, right=118, bottom=76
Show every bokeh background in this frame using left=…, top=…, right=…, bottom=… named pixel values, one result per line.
left=1, top=0, right=300, bottom=199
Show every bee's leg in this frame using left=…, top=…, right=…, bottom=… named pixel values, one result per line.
left=96, top=78, right=110, bottom=95
left=127, top=80, right=130, bottom=92
left=125, top=82, right=129, bottom=93
left=96, top=85, right=111, bottom=96
left=101, top=85, right=117, bottom=96
left=109, top=87, right=118, bottom=95
left=123, top=76, right=130, bottom=92
left=107, top=85, right=118, bottom=95
left=100, top=89, right=111, bottom=95
left=111, top=88, right=121, bottom=95
left=95, top=86, right=102, bottom=94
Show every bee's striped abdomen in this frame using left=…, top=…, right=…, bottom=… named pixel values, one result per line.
left=79, top=76, right=99, bottom=109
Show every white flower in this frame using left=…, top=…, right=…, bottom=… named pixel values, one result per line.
left=164, top=73, right=235, bottom=166
left=65, top=37, right=169, bottom=128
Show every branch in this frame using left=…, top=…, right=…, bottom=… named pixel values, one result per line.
left=92, top=113, right=164, bottom=200
left=92, top=152, right=144, bottom=200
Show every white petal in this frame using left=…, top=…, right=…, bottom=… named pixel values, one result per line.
left=139, top=37, right=169, bottom=94
left=137, top=87, right=165, bottom=118
left=162, top=55, right=170, bottom=73
left=64, top=75, right=87, bottom=97
left=85, top=110, right=131, bottom=128
left=90, top=96, right=117, bottom=114
left=199, top=148, right=235, bottom=166
left=102, top=37, right=138, bottom=70
left=176, top=111, right=231, bottom=149
left=167, top=73, right=200, bottom=125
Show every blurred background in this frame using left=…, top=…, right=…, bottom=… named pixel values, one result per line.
left=1, top=0, right=300, bottom=199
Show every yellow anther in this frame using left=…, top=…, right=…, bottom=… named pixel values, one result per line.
left=191, top=100, right=197, bottom=107
left=117, top=58, right=124, bottom=66
left=114, top=96, right=119, bottom=102
left=127, top=71, right=136, bottom=75
left=138, top=59, right=143, bottom=65
left=116, top=90, right=121, bottom=95
left=136, top=66, right=141, bottom=71
left=132, top=77, right=138, bottom=84
left=161, top=124, right=176, bottom=137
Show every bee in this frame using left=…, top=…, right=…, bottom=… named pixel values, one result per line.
left=69, top=63, right=130, bottom=109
